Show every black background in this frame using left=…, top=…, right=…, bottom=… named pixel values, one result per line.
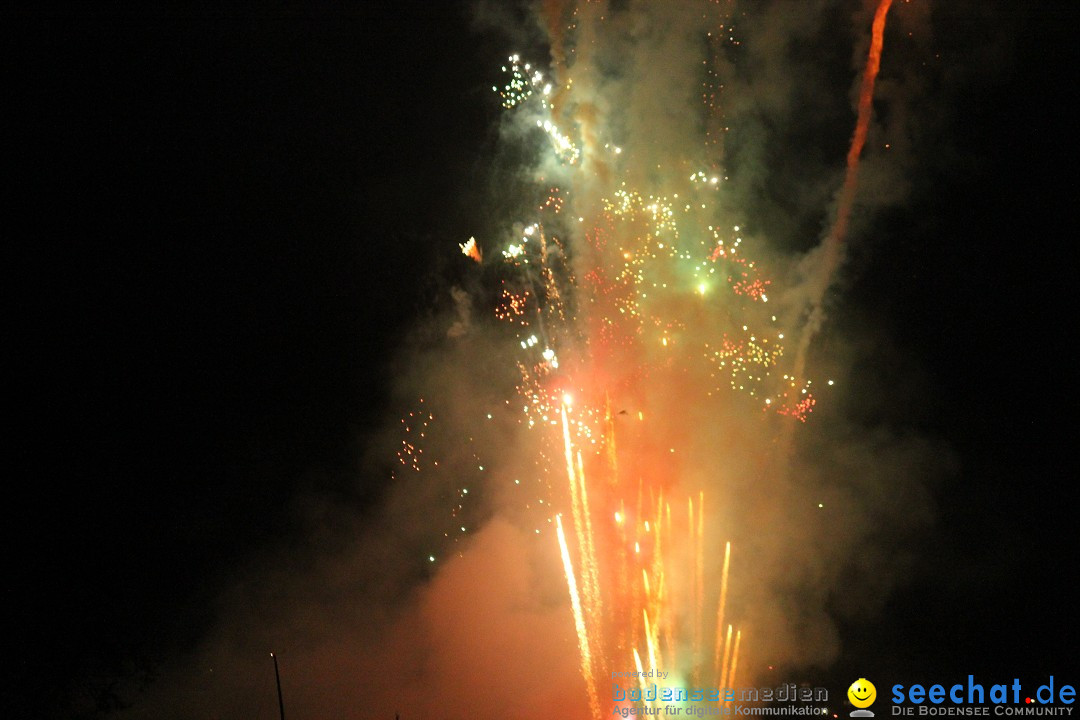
left=8, top=1, right=1078, bottom=717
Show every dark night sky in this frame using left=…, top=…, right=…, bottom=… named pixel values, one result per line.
left=8, top=1, right=1079, bottom=717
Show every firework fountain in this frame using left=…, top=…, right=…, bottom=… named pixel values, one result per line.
left=397, top=1, right=898, bottom=717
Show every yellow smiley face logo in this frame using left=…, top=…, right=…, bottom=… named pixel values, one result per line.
left=848, top=679, right=877, bottom=708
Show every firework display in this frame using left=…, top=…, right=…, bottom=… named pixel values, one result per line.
left=19, top=0, right=1075, bottom=717
left=395, top=1, right=895, bottom=716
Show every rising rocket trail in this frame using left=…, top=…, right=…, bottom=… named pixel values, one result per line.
left=792, top=0, right=895, bottom=387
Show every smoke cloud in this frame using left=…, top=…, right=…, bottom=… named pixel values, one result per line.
left=116, top=1, right=954, bottom=718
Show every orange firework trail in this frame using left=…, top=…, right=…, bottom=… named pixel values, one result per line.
left=557, top=513, right=602, bottom=718
left=712, top=541, right=732, bottom=680
left=793, top=0, right=895, bottom=384
left=727, top=630, right=743, bottom=691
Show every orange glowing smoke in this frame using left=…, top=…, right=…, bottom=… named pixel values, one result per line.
left=555, top=394, right=744, bottom=716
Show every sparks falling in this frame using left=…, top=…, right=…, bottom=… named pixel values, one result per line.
left=391, top=1, right=902, bottom=716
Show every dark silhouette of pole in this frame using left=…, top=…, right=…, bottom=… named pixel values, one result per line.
left=270, top=652, right=285, bottom=720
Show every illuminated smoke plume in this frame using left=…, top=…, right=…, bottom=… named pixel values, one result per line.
left=116, top=2, right=945, bottom=718
left=790, top=0, right=895, bottom=394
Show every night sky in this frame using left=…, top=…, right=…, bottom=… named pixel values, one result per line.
left=9, top=1, right=1079, bottom=718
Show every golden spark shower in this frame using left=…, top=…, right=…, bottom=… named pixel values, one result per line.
left=392, top=1, right=899, bottom=717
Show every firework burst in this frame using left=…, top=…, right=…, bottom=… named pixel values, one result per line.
left=395, top=1, right=898, bottom=715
